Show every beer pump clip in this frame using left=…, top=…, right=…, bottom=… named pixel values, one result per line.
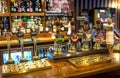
left=68, top=32, right=78, bottom=53
left=54, top=31, right=64, bottom=55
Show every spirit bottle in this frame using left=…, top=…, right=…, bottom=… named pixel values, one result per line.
left=46, top=0, right=51, bottom=11
left=35, top=0, right=42, bottom=12
left=4, top=17, right=10, bottom=30
left=11, top=1, right=16, bottom=12
left=17, top=1, right=22, bottom=12
left=0, top=1, right=7, bottom=13
left=21, top=0, right=26, bottom=12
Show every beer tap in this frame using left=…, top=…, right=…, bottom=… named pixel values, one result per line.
left=93, top=38, right=101, bottom=49
left=30, top=29, right=39, bottom=60
left=16, top=30, right=26, bottom=62
left=2, top=32, right=15, bottom=74
left=68, top=31, right=78, bottom=53
left=54, top=31, right=64, bottom=55
left=81, top=34, right=89, bottom=51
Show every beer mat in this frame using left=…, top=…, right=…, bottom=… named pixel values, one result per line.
left=67, top=54, right=111, bottom=68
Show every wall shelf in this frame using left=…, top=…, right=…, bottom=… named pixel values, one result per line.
left=0, top=13, right=10, bottom=16
left=10, top=13, right=44, bottom=16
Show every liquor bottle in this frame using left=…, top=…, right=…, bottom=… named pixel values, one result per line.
left=12, top=22, right=17, bottom=34
left=63, top=17, right=68, bottom=32
left=38, top=17, right=43, bottom=33
left=17, top=1, right=22, bottom=12
left=4, top=17, right=10, bottom=30
left=30, top=16, right=35, bottom=28
left=35, top=0, right=42, bottom=12
left=1, top=17, right=4, bottom=30
left=21, top=0, right=26, bottom=12
left=45, top=17, right=50, bottom=33
left=11, top=1, right=16, bottom=13
left=11, top=16, right=18, bottom=33
left=0, top=1, right=7, bottom=13
left=26, top=1, right=33, bottom=12
left=29, top=1, right=33, bottom=12
left=60, top=17, right=64, bottom=32
left=46, top=0, right=51, bottom=11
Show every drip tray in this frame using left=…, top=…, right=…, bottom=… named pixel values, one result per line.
left=67, top=54, right=111, bottom=68
left=2, top=59, right=51, bottom=76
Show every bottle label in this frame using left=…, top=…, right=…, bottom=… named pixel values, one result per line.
left=39, top=8, right=41, bottom=12
left=18, top=8, right=21, bottom=12
left=22, top=8, right=25, bottom=12
left=29, top=8, right=33, bottom=12
left=12, top=27, right=17, bottom=33
left=27, top=8, right=29, bottom=12
left=35, top=7, right=39, bottom=12
left=40, top=26, right=43, bottom=32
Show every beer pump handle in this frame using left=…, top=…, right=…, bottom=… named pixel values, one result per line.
left=16, top=31, right=24, bottom=44
left=30, top=29, right=39, bottom=60
left=30, top=30, right=37, bottom=40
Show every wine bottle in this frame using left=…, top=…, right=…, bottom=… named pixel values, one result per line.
left=4, top=17, right=10, bottom=30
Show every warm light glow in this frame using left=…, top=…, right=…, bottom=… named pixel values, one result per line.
left=66, top=53, right=71, bottom=57
left=22, top=70, right=27, bottom=73
left=112, top=3, right=117, bottom=8
left=52, top=33, right=56, bottom=39
left=113, top=53, right=120, bottom=63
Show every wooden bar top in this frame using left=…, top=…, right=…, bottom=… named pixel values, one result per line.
left=1, top=55, right=120, bottom=78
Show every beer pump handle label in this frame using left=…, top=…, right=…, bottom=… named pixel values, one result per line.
left=3, top=32, right=12, bottom=38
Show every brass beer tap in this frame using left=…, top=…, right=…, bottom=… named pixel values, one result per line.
left=2, top=32, right=15, bottom=74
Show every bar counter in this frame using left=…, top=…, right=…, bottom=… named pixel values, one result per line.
left=1, top=53, right=120, bottom=78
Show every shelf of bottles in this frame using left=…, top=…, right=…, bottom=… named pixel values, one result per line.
left=0, top=17, right=10, bottom=36
left=46, top=16, right=74, bottom=33
left=0, top=0, right=9, bottom=14
left=10, top=0, right=42, bottom=13
left=11, top=16, right=44, bottom=34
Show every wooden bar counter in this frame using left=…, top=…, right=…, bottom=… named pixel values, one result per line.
left=1, top=53, right=120, bottom=78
